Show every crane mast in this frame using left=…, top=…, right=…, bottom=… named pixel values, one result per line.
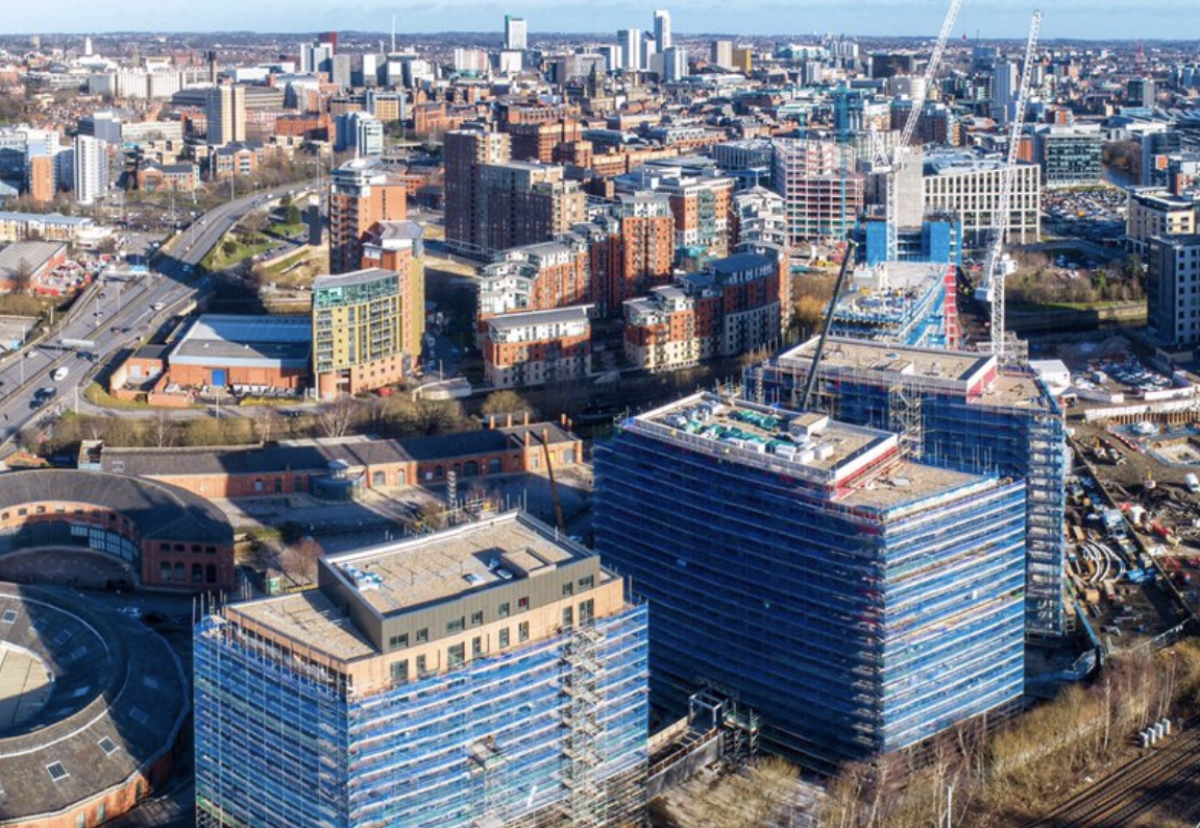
left=986, top=9, right=1043, bottom=363
left=884, top=0, right=964, bottom=262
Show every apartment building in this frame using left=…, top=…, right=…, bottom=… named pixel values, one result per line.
left=483, top=306, right=593, bottom=389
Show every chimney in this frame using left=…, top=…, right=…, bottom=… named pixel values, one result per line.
left=506, top=413, right=513, bottom=428
left=488, top=414, right=495, bottom=429
left=523, top=411, right=530, bottom=426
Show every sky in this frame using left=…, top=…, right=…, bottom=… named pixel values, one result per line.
left=4, top=0, right=1197, bottom=40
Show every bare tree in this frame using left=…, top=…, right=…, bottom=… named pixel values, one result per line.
left=254, top=407, right=281, bottom=444
left=150, top=410, right=175, bottom=448
left=10, top=257, right=35, bottom=294
left=317, top=397, right=360, bottom=438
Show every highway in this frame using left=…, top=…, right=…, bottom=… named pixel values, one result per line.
left=0, top=181, right=313, bottom=446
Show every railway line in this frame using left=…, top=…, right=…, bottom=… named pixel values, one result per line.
left=1023, top=722, right=1200, bottom=827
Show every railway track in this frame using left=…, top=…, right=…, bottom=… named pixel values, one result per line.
left=1023, top=724, right=1200, bottom=827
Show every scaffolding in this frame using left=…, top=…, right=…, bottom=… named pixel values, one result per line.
left=194, top=605, right=650, bottom=828
left=748, top=347, right=1068, bottom=638
left=562, top=624, right=607, bottom=828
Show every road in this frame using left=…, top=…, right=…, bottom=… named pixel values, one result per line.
left=0, top=182, right=313, bottom=446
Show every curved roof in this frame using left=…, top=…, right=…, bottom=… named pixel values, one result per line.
left=0, top=470, right=232, bottom=545
left=0, top=585, right=188, bottom=823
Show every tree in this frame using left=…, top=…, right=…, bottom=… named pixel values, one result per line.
left=149, top=410, right=175, bottom=448
left=254, top=407, right=282, bottom=444
left=481, top=389, right=535, bottom=419
left=10, top=257, right=34, bottom=294
left=317, top=397, right=360, bottom=438
left=284, top=203, right=302, bottom=226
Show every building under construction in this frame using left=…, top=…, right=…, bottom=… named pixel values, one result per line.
left=750, top=338, right=1068, bottom=639
left=594, top=393, right=1027, bottom=769
left=194, top=512, right=648, bottom=828
left=830, top=260, right=960, bottom=349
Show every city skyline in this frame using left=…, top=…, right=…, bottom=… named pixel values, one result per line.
left=2, top=0, right=1195, bottom=41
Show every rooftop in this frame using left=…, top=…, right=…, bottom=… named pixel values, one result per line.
left=226, top=589, right=376, bottom=662
left=628, top=392, right=898, bottom=488
left=487, top=305, right=592, bottom=331
left=0, top=241, right=67, bottom=279
left=170, top=314, right=311, bottom=369
left=323, top=512, right=584, bottom=617
left=312, top=266, right=398, bottom=290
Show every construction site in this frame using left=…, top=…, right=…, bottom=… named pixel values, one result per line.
left=194, top=511, right=650, bottom=828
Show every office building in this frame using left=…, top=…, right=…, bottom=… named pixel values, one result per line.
left=72, top=134, right=108, bottom=206
left=328, top=157, right=408, bottom=275
left=1032, top=125, right=1103, bottom=189
left=444, top=128, right=512, bottom=257
left=205, top=85, right=246, bottom=146
left=313, top=267, right=413, bottom=398
left=711, top=40, right=734, bottom=70
left=751, top=338, right=1068, bottom=639
left=653, top=9, right=671, bottom=51
left=594, top=392, right=1027, bottom=768
left=1148, top=234, right=1200, bottom=350
left=991, top=60, right=1018, bottom=122
left=1128, top=77, right=1156, bottom=109
left=663, top=46, right=688, bottom=82
left=618, top=29, right=643, bottom=72
left=922, top=149, right=1041, bottom=246
left=195, top=511, right=649, bottom=828
left=772, top=138, right=864, bottom=244
left=336, top=111, right=385, bottom=157
left=504, top=14, right=528, bottom=50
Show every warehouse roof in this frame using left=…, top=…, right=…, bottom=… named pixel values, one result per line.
left=169, top=314, right=311, bottom=370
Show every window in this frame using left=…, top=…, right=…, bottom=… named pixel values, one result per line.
left=275, top=478, right=283, bottom=494
left=498, top=602, right=510, bottom=618
left=173, top=562, right=184, bottom=581
left=562, top=607, right=574, bottom=628
left=98, top=737, right=119, bottom=756
left=416, top=654, right=427, bottom=675
left=206, top=564, right=217, bottom=583
left=579, top=599, right=595, bottom=624
left=562, top=582, right=574, bottom=597
left=389, top=633, right=409, bottom=651
left=472, top=636, right=483, bottom=658
left=578, top=575, right=594, bottom=590
left=416, top=628, right=429, bottom=643
left=0, top=610, right=15, bottom=624
left=518, top=621, right=529, bottom=642
left=448, top=643, right=465, bottom=668
left=372, top=470, right=386, bottom=487
left=46, top=762, right=68, bottom=781
left=471, top=610, right=483, bottom=627
left=518, top=596, right=529, bottom=610
left=254, top=479, right=263, bottom=492
left=160, top=562, right=172, bottom=581
left=192, top=564, right=203, bottom=583
left=96, top=803, right=105, bottom=823
left=35, top=506, right=46, bottom=514
left=499, top=627, right=510, bottom=648
left=390, top=660, right=409, bottom=684
left=76, top=813, right=85, bottom=828
left=447, top=617, right=465, bottom=634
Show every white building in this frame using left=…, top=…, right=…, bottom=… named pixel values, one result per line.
left=653, top=9, right=672, bottom=51
left=72, top=134, right=108, bottom=206
left=922, top=149, right=1042, bottom=246
left=504, top=15, right=528, bottom=51
left=618, top=29, right=643, bottom=72
left=663, top=47, right=688, bottom=82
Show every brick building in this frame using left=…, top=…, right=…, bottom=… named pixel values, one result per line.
left=96, top=421, right=583, bottom=500
left=328, top=157, right=408, bottom=275
left=483, top=306, right=593, bottom=389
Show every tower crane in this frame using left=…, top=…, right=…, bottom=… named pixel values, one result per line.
left=881, top=0, right=965, bottom=263
left=985, top=9, right=1043, bottom=363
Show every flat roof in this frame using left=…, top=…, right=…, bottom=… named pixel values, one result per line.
left=227, top=589, right=376, bottom=661
left=326, top=512, right=584, bottom=617
left=776, top=337, right=1055, bottom=410
left=487, top=305, right=592, bottom=330
left=312, top=267, right=397, bottom=290
left=170, top=314, right=311, bottom=369
left=628, top=392, right=898, bottom=488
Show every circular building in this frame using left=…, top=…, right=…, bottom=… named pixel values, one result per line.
left=0, top=584, right=188, bottom=828
left=0, top=470, right=234, bottom=592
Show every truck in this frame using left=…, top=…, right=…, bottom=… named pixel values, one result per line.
left=50, top=366, right=69, bottom=382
